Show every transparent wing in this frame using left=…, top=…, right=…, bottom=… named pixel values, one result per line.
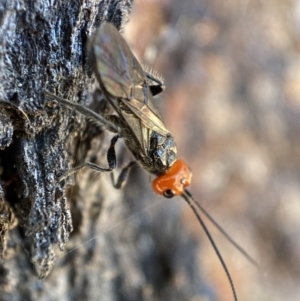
left=89, top=22, right=144, bottom=99
left=90, top=22, right=169, bottom=137
left=119, top=97, right=169, bottom=136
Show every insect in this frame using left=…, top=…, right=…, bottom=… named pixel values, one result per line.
left=45, top=22, right=256, bottom=301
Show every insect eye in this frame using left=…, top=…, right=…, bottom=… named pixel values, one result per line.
left=163, top=189, right=175, bottom=198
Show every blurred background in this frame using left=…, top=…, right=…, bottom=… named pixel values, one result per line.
left=122, top=1, right=300, bottom=300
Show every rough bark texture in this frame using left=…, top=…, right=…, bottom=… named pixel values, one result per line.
left=0, top=1, right=203, bottom=300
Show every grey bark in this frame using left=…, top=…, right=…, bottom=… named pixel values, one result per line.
left=0, top=1, right=203, bottom=300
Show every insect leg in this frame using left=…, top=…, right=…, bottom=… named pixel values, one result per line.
left=103, top=134, right=137, bottom=189
left=59, top=135, right=120, bottom=182
left=110, top=161, right=137, bottom=189
left=106, top=135, right=119, bottom=169
left=60, top=134, right=136, bottom=190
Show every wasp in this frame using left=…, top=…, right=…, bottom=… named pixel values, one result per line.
left=46, top=23, right=192, bottom=197
left=44, top=22, right=260, bottom=301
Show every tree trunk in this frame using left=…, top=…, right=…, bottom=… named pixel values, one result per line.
left=0, top=1, right=202, bottom=300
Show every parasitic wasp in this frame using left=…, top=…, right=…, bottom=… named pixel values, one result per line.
left=45, top=22, right=259, bottom=301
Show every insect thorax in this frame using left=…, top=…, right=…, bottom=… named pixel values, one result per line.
left=148, top=132, right=177, bottom=174
left=120, top=126, right=177, bottom=175
left=147, top=131, right=177, bottom=175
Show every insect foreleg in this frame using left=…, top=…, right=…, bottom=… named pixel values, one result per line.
left=106, top=135, right=119, bottom=169
left=60, top=134, right=137, bottom=191
left=59, top=162, right=113, bottom=182
left=59, top=135, right=120, bottom=182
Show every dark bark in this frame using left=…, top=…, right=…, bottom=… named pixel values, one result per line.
left=0, top=1, right=202, bottom=300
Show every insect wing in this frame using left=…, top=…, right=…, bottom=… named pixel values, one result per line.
left=119, top=108, right=150, bottom=151
left=119, top=97, right=169, bottom=136
left=89, top=22, right=144, bottom=99
left=91, top=23, right=169, bottom=137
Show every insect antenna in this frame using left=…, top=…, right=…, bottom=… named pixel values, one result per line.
left=184, top=189, right=260, bottom=269
left=181, top=189, right=238, bottom=301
